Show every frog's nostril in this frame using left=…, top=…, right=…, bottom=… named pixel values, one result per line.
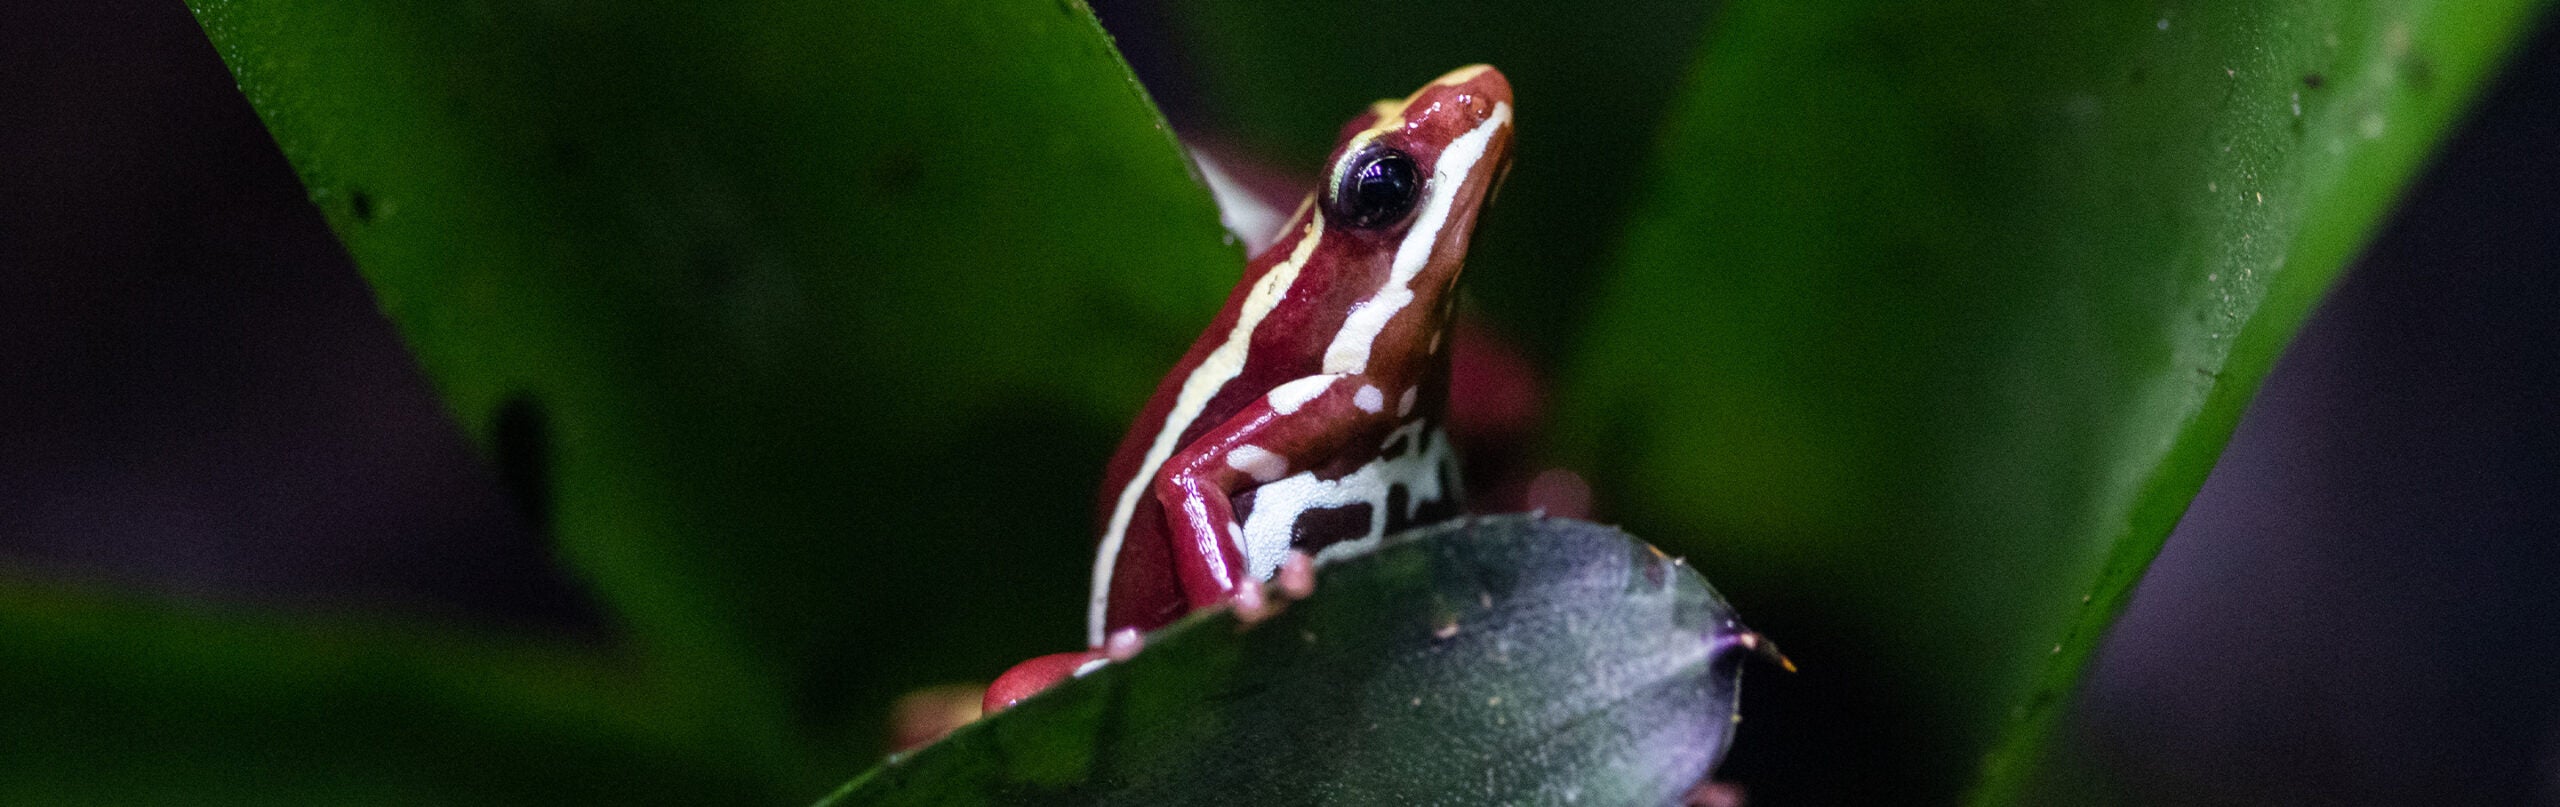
left=1457, top=91, right=1492, bottom=121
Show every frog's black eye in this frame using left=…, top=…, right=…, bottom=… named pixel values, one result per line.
left=1328, top=147, right=1421, bottom=229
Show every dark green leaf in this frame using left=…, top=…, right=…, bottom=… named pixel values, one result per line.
left=0, top=581, right=771, bottom=804
left=1553, top=2, right=2551, bottom=802
left=183, top=0, right=1239, bottom=765
left=820, top=516, right=1761, bottom=807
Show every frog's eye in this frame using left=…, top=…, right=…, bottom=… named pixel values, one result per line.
left=1328, top=146, right=1421, bottom=230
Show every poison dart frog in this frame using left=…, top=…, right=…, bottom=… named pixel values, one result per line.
left=985, top=65, right=1516, bottom=712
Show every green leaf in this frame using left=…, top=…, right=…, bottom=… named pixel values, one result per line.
left=1554, top=1, right=2551, bottom=802
left=183, top=0, right=1238, bottom=767
left=819, top=516, right=1761, bottom=806
left=0, top=581, right=769, bottom=804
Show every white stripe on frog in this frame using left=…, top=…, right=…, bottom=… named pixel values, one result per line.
left=1088, top=205, right=1322, bottom=644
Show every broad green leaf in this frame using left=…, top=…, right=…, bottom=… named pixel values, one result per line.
left=183, top=0, right=1237, bottom=767
left=0, top=581, right=768, bottom=805
left=819, top=517, right=1762, bottom=807
left=1556, top=1, right=2549, bottom=803
left=1162, top=1, right=1716, bottom=361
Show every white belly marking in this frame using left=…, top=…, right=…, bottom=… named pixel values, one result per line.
left=1236, top=422, right=1459, bottom=580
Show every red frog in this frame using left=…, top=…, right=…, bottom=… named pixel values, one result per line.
left=986, top=65, right=1516, bottom=711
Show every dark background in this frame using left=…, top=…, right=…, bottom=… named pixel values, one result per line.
left=4, top=2, right=2554, bottom=803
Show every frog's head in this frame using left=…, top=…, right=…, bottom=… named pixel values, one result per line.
left=1301, top=64, right=1515, bottom=376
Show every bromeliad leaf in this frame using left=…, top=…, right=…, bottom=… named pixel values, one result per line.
left=182, top=0, right=1238, bottom=767
left=821, top=516, right=1765, bottom=807
left=1555, top=1, right=2552, bottom=802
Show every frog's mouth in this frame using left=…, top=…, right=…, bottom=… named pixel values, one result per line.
left=1486, top=148, right=1518, bottom=207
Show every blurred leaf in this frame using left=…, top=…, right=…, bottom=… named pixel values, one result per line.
left=1555, top=1, right=2549, bottom=802
left=820, top=517, right=1760, bottom=807
left=183, top=0, right=1238, bottom=769
left=1161, top=0, right=1716, bottom=360
left=0, top=581, right=768, bottom=804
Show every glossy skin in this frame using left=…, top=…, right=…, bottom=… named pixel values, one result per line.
left=986, top=66, right=1515, bottom=711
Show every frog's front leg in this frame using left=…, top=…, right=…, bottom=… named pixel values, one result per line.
left=1154, top=372, right=1392, bottom=609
